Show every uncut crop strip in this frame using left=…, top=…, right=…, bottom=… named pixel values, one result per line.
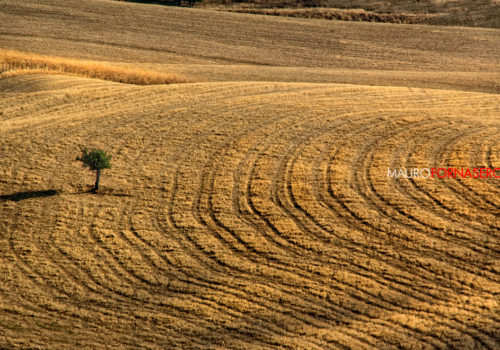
left=0, top=49, right=189, bottom=85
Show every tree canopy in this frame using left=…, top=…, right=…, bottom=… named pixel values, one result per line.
left=77, top=148, right=112, bottom=171
left=77, top=148, right=112, bottom=192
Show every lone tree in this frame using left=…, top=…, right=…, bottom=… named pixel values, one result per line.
left=77, top=148, right=112, bottom=192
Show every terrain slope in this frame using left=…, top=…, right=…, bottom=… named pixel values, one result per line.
left=0, top=0, right=499, bottom=349
left=0, top=0, right=499, bottom=92
left=1, top=74, right=499, bottom=349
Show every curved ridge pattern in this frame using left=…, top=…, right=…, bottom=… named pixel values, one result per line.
left=0, top=76, right=499, bottom=349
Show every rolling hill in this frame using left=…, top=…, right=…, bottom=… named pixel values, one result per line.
left=0, top=0, right=499, bottom=92
left=0, top=0, right=499, bottom=349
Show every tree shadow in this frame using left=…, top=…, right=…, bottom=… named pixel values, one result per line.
left=0, top=189, right=60, bottom=202
left=95, top=188, right=133, bottom=197
left=75, top=186, right=132, bottom=197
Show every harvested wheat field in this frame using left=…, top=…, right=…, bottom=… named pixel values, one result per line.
left=0, top=0, right=499, bottom=349
left=1, top=0, right=499, bottom=92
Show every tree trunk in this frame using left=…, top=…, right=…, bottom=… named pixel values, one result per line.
left=94, top=169, right=101, bottom=192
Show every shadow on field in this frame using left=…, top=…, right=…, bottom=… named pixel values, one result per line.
left=0, top=189, right=59, bottom=202
left=76, top=186, right=132, bottom=197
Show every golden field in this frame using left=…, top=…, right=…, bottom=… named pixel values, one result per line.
left=0, top=49, right=189, bottom=85
left=0, top=0, right=499, bottom=349
left=1, top=0, right=499, bottom=92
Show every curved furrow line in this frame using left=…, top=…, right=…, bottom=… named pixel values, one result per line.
left=400, top=126, right=500, bottom=265
left=2, top=79, right=499, bottom=347
left=362, top=122, right=500, bottom=268
left=125, top=201, right=318, bottom=342
left=162, top=85, right=338, bottom=262
left=312, top=113, right=500, bottom=344
left=310, top=117, right=498, bottom=300
left=281, top=118, right=488, bottom=293
left=443, top=130, right=500, bottom=214
left=318, top=119, right=449, bottom=256
left=278, top=128, right=496, bottom=348
left=4, top=190, right=222, bottom=346
left=267, top=123, right=453, bottom=349
left=164, top=100, right=298, bottom=273
left=344, top=119, right=500, bottom=314
left=238, top=110, right=390, bottom=258
left=229, top=109, right=370, bottom=258
left=433, top=125, right=500, bottom=215
left=161, top=89, right=450, bottom=346
left=272, top=113, right=443, bottom=261
left=0, top=85, right=266, bottom=344
left=3, top=202, right=193, bottom=347
left=385, top=120, right=496, bottom=232
left=192, top=107, right=386, bottom=349
left=353, top=120, right=497, bottom=250
left=324, top=117, right=499, bottom=267
left=113, top=139, right=324, bottom=349
left=133, top=89, right=352, bottom=346
left=224, top=106, right=464, bottom=348
left=422, top=127, right=500, bottom=235
left=185, top=114, right=373, bottom=347
left=395, top=125, right=500, bottom=285
left=198, top=97, right=358, bottom=255
left=396, top=123, right=498, bottom=235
